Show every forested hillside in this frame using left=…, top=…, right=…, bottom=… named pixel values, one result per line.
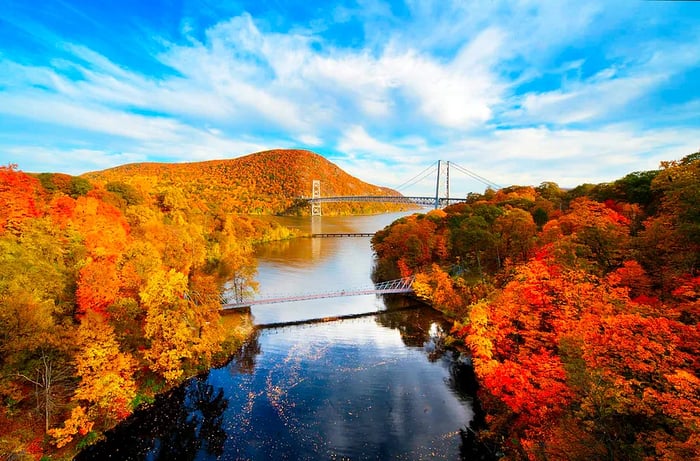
left=84, top=149, right=406, bottom=216
left=0, top=161, right=293, bottom=458
left=372, top=152, right=700, bottom=460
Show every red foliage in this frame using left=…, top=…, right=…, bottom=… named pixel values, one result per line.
left=0, top=165, right=44, bottom=231
left=49, top=195, right=77, bottom=227
left=75, top=257, right=121, bottom=316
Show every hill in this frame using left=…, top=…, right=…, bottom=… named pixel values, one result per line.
left=83, top=149, right=407, bottom=215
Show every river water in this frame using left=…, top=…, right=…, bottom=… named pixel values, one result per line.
left=77, top=213, right=479, bottom=460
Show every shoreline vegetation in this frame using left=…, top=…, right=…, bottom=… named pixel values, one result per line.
left=371, top=152, right=700, bottom=460
left=0, top=150, right=411, bottom=460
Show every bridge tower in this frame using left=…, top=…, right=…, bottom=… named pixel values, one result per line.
left=311, top=179, right=322, bottom=216
left=433, top=160, right=451, bottom=209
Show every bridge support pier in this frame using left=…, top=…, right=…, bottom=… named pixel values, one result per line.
left=311, top=179, right=322, bottom=216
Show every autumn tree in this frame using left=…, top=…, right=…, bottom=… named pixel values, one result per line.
left=544, top=197, right=631, bottom=273
left=493, top=208, right=537, bottom=263
left=412, top=264, right=466, bottom=317
left=0, top=165, right=44, bottom=232
left=372, top=213, right=449, bottom=279
left=140, top=269, right=224, bottom=382
left=0, top=218, right=80, bottom=437
left=49, top=312, right=138, bottom=448
left=638, top=152, right=700, bottom=292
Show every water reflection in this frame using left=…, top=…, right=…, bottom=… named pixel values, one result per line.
left=376, top=302, right=450, bottom=353
left=78, top=307, right=476, bottom=460
left=226, top=329, right=261, bottom=376
left=77, top=377, right=228, bottom=460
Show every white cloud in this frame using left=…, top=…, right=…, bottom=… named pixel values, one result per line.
left=447, top=125, right=698, bottom=189
left=337, top=125, right=428, bottom=162
left=297, top=134, right=323, bottom=146
left=510, top=64, right=669, bottom=126
left=4, top=146, right=146, bottom=175
left=0, top=91, right=184, bottom=141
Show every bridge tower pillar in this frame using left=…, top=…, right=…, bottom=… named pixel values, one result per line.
left=311, top=180, right=322, bottom=216
left=434, top=160, right=451, bottom=209
left=434, top=160, right=441, bottom=209
left=445, top=160, right=450, bottom=203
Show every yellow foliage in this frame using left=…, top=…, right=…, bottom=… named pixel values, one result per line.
left=467, top=301, right=494, bottom=363
left=139, top=268, right=188, bottom=309
left=412, top=273, right=433, bottom=301
left=48, top=405, right=93, bottom=448
left=73, top=312, right=137, bottom=421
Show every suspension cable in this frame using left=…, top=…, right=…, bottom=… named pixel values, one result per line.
left=450, top=162, right=502, bottom=190
left=394, top=161, right=439, bottom=191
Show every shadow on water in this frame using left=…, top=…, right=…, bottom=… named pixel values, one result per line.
left=76, top=376, right=228, bottom=461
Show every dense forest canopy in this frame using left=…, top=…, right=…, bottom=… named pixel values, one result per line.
left=372, top=151, right=700, bottom=460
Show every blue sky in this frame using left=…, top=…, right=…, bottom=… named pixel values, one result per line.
left=1, top=0, right=698, bottom=196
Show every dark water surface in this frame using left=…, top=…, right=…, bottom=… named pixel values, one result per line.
left=78, top=213, right=480, bottom=460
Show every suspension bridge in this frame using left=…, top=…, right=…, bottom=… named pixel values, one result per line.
left=221, top=277, right=415, bottom=310
left=307, top=160, right=501, bottom=216
left=219, top=160, right=500, bottom=311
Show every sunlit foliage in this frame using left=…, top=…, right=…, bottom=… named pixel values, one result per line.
left=84, top=149, right=408, bottom=216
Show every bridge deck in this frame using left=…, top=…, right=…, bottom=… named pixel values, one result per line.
left=221, top=277, right=415, bottom=310
left=222, top=287, right=413, bottom=309
left=309, top=233, right=374, bottom=238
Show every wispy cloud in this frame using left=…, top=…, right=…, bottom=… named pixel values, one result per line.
left=0, top=0, right=697, bottom=192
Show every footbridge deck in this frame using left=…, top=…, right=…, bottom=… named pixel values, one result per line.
left=222, top=277, right=415, bottom=310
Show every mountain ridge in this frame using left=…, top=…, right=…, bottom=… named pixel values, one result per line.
left=83, top=149, right=406, bottom=215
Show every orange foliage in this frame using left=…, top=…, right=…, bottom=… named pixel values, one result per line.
left=75, top=257, right=121, bottom=316
left=464, top=253, right=700, bottom=459
left=371, top=153, right=700, bottom=460
left=72, top=196, right=130, bottom=256
left=372, top=213, right=449, bottom=278
left=84, top=149, right=408, bottom=216
left=48, top=406, right=93, bottom=448
left=0, top=164, right=44, bottom=232
left=48, top=194, right=77, bottom=227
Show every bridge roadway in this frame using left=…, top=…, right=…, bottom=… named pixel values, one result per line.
left=221, top=277, right=415, bottom=310
left=307, top=196, right=467, bottom=207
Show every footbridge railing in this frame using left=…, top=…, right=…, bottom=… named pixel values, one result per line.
left=221, top=276, right=415, bottom=310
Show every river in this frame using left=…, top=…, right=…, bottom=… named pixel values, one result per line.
left=77, top=212, right=481, bottom=460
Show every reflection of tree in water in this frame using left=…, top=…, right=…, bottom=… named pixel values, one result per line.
left=382, top=293, right=419, bottom=311
left=226, top=328, right=261, bottom=375
left=375, top=304, right=495, bottom=460
left=184, top=376, right=229, bottom=458
left=76, top=375, right=229, bottom=461
left=375, top=304, right=451, bottom=360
